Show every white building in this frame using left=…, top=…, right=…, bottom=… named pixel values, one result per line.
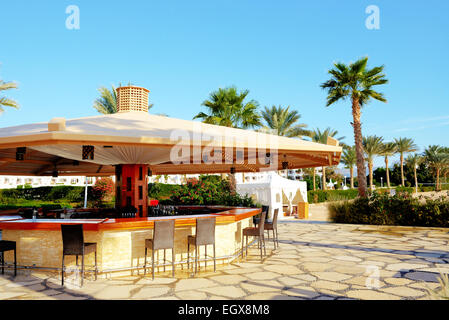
left=0, top=175, right=98, bottom=189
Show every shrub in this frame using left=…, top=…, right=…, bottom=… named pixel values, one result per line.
left=148, top=183, right=181, bottom=199
left=329, top=192, right=449, bottom=228
left=91, top=177, right=114, bottom=203
left=166, top=175, right=255, bottom=207
left=307, top=189, right=359, bottom=204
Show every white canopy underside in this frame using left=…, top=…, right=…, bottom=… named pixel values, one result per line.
left=30, top=145, right=174, bottom=166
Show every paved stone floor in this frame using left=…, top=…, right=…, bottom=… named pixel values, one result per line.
left=1, top=221, right=448, bottom=300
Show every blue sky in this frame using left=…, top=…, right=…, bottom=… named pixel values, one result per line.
left=0, top=0, right=448, bottom=170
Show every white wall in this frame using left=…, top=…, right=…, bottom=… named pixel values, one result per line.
left=0, top=176, right=99, bottom=189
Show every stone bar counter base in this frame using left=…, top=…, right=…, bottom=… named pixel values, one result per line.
left=0, top=208, right=260, bottom=278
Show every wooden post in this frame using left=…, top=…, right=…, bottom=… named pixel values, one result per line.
left=115, top=164, right=148, bottom=217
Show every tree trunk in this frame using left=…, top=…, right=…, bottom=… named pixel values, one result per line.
left=385, top=157, right=391, bottom=188
left=352, top=97, right=367, bottom=197
left=436, top=168, right=440, bottom=191
left=313, top=168, right=316, bottom=191
left=229, top=173, right=236, bottom=195
left=350, top=167, right=354, bottom=189
left=369, top=161, right=374, bottom=190
left=414, top=167, right=418, bottom=193
left=322, top=167, right=327, bottom=190
left=400, top=153, right=405, bottom=186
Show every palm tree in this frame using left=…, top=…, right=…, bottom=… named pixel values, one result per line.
left=395, top=137, right=418, bottom=186
left=194, top=86, right=261, bottom=192
left=93, top=85, right=154, bottom=114
left=193, top=86, right=261, bottom=129
left=423, top=145, right=449, bottom=191
left=406, top=153, right=423, bottom=193
left=321, top=57, right=388, bottom=197
left=259, top=105, right=310, bottom=138
left=0, top=71, right=19, bottom=113
left=340, top=146, right=357, bottom=189
left=363, top=135, right=384, bottom=190
left=309, top=128, right=345, bottom=190
left=379, top=142, right=397, bottom=189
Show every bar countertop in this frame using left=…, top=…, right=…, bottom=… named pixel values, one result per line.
left=0, top=207, right=261, bottom=231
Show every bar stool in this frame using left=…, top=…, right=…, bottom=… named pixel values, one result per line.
left=145, top=219, right=175, bottom=280
left=253, top=205, right=269, bottom=225
left=264, top=208, right=279, bottom=249
left=61, top=224, right=98, bottom=287
left=0, top=240, right=17, bottom=276
left=242, top=211, right=266, bottom=260
left=187, top=217, right=216, bottom=274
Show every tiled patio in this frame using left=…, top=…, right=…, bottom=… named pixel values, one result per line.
left=0, top=221, right=448, bottom=300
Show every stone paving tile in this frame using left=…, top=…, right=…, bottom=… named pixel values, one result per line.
left=346, top=290, right=402, bottom=300
left=1, top=222, right=448, bottom=300
left=199, top=286, right=246, bottom=298
left=380, top=286, right=426, bottom=298
left=131, top=286, right=171, bottom=299
left=175, top=278, right=216, bottom=291
left=240, top=280, right=283, bottom=293
left=175, top=291, right=208, bottom=300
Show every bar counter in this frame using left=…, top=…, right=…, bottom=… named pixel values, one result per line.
left=0, top=207, right=261, bottom=277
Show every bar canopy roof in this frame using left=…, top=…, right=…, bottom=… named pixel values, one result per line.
left=0, top=111, right=342, bottom=176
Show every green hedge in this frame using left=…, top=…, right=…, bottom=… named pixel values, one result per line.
left=307, top=189, right=359, bottom=204
left=148, top=183, right=181, bottom=199
left=329, top=192, right=449, bottom=227
left=307, top=187, right=424, bottom=204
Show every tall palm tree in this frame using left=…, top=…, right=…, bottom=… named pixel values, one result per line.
left=309, top=128, right=345, bottom=190
left=194, top=86, right=261, bottom=192
left=0, top=71, right=19, bottom=113
left=423, top=145, right=449, bottom=191
left=93, top=85, right=154, bottom=114
left=394, top=137, right=418, bottom=187
left=363, top=135, right=384, bottom=190
left=259, top=105, right=310, bottom=138
left=193, top=86, right=261, bottom=129
left=340, top=146, right=357, bottom=189
left=260, top=105, right=310, bottom=178
left=379, top=142, right=397, bottom=188
left=321, top=57, right=388, bottom=197
left=406, top=153, right=423, bottom=193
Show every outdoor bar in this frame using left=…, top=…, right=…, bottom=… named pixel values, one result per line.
left=0, top=86, right=342, bottom=279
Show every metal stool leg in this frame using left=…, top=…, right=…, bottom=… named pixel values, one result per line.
left=260, top=235, right=267, bottom=256
left=172, top=248, right=175, bottom=278
left=61, top=254, right=65, bottom=286
left=241, top=236, right=244, bottom=259
left=144, top=247, right=147, bottom=275
left=94, top=250, right=97, bottom=280
left=81, top=254, right=84, bottom=287
left=152, top=248, right=155, bottom=280
left=14, top=248, right=17, bottom=277
left=205, top=245, right=207, bottom=270
left=194, top=245, right=198, bottom=274
left=213, top=243, right=216, bottom=272
left=187, top=242, right=190, bottom=270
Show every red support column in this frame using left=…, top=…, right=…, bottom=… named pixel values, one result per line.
left=115, top=164, right=148, bottom=217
